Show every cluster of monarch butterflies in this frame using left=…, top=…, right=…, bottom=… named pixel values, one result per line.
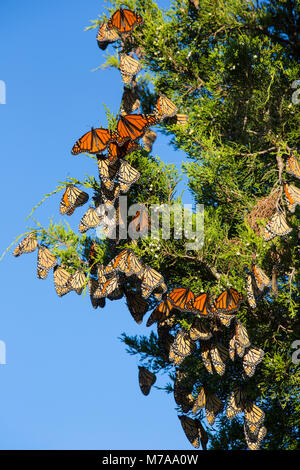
left=246, top=153, right=300, bottom=309
left=136, top=285, right=265, bottom=449
left=68, top=6, right=188, bottom=239
left=261, top=154, right=300, bottom=242
left=12, top=5, right=268, bottom=451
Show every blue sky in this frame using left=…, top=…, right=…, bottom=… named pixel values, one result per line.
left=0, top=0, right=196, bottom=450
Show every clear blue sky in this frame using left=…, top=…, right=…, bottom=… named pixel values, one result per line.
left=0, top=0, right=196, bottom=450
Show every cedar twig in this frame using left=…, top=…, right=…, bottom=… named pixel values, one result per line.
left=162, top=250, right=220, bottom=280
left=239, top=146, right=276, bottom=157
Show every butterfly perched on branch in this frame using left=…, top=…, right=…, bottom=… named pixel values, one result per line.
left=53, top=265, right=72, bottom=297
left=116, top=114, right=158, bottom=145
left=262, top=209, right=292, bottom=241
left=192, top=386, right=224, bottom=426
left=154, top=95, right=178, bottom=121
left=13, top=232, right=37, bottom=257
left=286, top=154, right=300, bottom=179
left=284, top=183, right=300, bottom=213
left=138, top=366, right=156, bottom=396
left=107, top=8, right=143, bottom=34
left=60, top=185, right=89, bottom=216
left=96, top=22, right=120, bottom=50
left=119, top=53, right=142, bottom=86
left=178, top=415, right=208, bottom=450
left=71, top=128, right=118, bottom=155
left=37, top=245, right=57, bottom=279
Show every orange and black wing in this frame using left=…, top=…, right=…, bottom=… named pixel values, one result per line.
left=168, top=287, right=195, bottom=312
left=108, top=8, right=143, bottom=34
left=71, top=128, right=118, bottom=155
left=187, top=292, right=212, bottom=316
left=214, top=288, right=243, bottom=313
left=116, top=114, right=158, bottom=144
left=107, top=138, right=139, bottom=163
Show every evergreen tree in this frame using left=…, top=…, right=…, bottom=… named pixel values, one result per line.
left=7, top=0, right=300, bottom=450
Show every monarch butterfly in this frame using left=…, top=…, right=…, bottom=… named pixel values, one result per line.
left=186, top=292, right=213, bottom=316
left=53, top=266, right=72, bottom=297
left=67, top=269, right=86, bottom=295
left=101, top=183, right=121, bottom=207
left=178, top=415, right=206, bottom=449
left=116, top=114, right=158, bottom=145
left=89, top=278, right=106, bottom=309
left=126, top=250, right=145, bottom=277
left=60, top=185, right=89, bottom=216
left=189, top=317, right=212, bottom=341
left=97, top=156, right=119, bottom=191
left=138, top=366, right=156, bottom=396
left=242, top=346, right=264, bottom=377
left=165, top=113, right=189, bottom=126
left=107, top=8, right=143, bottom=34
left=125, top=290, right=148, bottom=324
left=37, top=245, right=57, bottom=279
left=119, top=53, right=142, bottom=86
left=226, top=387, right=247, bottom=420
left=96, top=22, right=120, bottom=50
left=244, top=416, right=265, bottom=439
left=157, top=324, right=174, bottom=360
left=142, top=129, right=157, bottom=152
left=153, top=282, right=168, bottom=302
left=71, top=127, right=118, bottom=155
left=235, top=321, right=251, bottom=356
left=174, top=372, right=194, bottom=413
left=171, top=330, right=195, bottom=359
left=244, top=401, right=265, bottom=427
left=252, top=264, right=271, bottom=291
left=213, top=288, right=243, bottom=314
left=102, top=274, right=123, bottom=300
left=200, top=341, right=214, bottom=374
left=139, top=266, right=164, bottom=299
left=192, top=386, right=223, bottom=426
left=107, top=138, right=139, bottom=163
left=262, top=210, right=292, bottom=241
left=105, top=249, right=129, bottom=275
left=243, top=417, right=263, bottom=442
left=79, top=207, right=101, bottom=233
left=129, top=207, right=150, bottom=235
left=155, top=94, right=178, bottom=121
left=192, top=386, right=206, bottom=414
left=286, top=154, right=300, bottom=179
left=118, top=159, right=140, bottom=193
left=246, top=273, right=260, bottom=309
left=209, top=341, right=228, bottom=376
left=168, top=288, right=195, bottom=312
left=244, top=421, right=267, bottom=450
left=284, top=183, right=300, bottom=213
left=205, top=393, right=224, bottom=426
left=13, top=232, right=38, bottom=257
left=169, top=346, right=185, bottom=365
left=105, top=249, right=144, bottom=277
left=216, top=311, right=236, bottom=327
left=121, top=87, right=141, bottom=114
left=229, top=321, right=251, bottom=359
left=146, top=297, right=174, bottom=327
